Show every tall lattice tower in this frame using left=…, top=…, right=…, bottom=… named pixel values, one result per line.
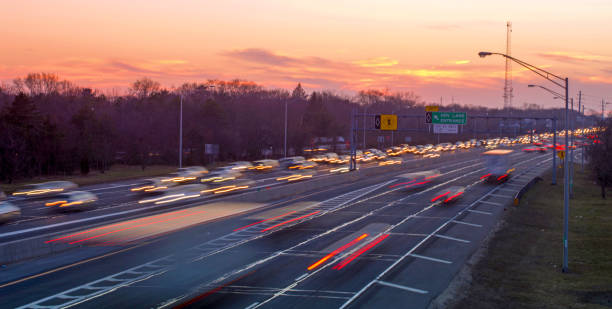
left=503, top=21, right=513, bottom=109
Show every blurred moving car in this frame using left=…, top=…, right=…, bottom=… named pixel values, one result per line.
left=45, top=191, right=98, bottom=211
left=12, top=181, right=78, bottom=197
left=202, top=178, right=255, bottom=195
left=131, top=177, right=177, bottom=194
left=201, top=167, right=242, bottom=184
left=392, top=170, right=441, bottom=189
left=379, top=157, right=402, bottom=166
left=288, top=161, right=317, bottom=170
left=0, top=200, right=21, bottom=223
left=329, top=164, right=351, bottom=174
left=279, top=156, right=307, bottom=169
left=276, top=169, right=317, bottom=182
left=227, top=161, right=253, bottom=171
left=161, top=166, right=208, bottom=184
left=139, top=184, right=206, bottom=204
left=249, top=159, right=279, bottom=172
left=0, top=191, right=6, bottom=200
left=431, top=186, right=465, bottom=204
left=481, top=149, right=515, bottom=183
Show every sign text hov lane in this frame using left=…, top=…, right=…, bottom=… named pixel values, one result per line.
left=431, top=112, right=466, bottom=124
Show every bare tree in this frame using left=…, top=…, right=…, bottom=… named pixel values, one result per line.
left=130, top=77, right=160, bottom=99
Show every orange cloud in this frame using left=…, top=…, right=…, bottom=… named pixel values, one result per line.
left=353, top=57, right=399, bottom=68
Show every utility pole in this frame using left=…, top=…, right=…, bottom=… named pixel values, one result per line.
left=503, top=21, right=513, bottom=109
left=179, top=95, right=183, bottom=168
left=579, top=92, right=583, bottom=170
left=570, top=98, right=574, bottom=198
left=563, top=78, right=569, bottom=273
left=284, top=98, right=288, bottom=157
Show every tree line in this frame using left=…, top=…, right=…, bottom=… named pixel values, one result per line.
left=0, top=73, right=590, bottom=182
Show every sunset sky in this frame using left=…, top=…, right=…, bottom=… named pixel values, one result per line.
left=2, top=0, right=611, bottom=112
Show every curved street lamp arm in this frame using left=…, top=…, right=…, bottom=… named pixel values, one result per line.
left=485, top=52, right=566, bottom=89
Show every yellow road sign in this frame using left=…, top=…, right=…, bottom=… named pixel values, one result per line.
left=375, top=114, right=397, bottom=130
left=557, top=150, right=565, bottom=159
left=425, top=106, right=439, bottom=112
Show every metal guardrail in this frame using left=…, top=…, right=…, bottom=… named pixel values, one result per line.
left=513, top=176, right=543, bottom=205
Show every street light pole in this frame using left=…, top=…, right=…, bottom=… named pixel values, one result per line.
left=179, top=95, right=183, bottom=168
left=284, top=99, right=288, bottom=157
left=479, top=51, right=570, bottom=273
left=563, top=78, right=569, bottom=273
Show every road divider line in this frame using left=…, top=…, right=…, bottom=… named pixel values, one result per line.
left=375, top=280, right=428, bottom=294
left=409, top=253, right=452, bottom=264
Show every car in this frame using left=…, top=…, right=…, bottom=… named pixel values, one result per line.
left=227, top=161, right=253, bottom=171
left=378, top=157, right=402, bottom=166
left=201, top=168, right=243, bottom=184
left=288, top=161, right=317, bottom=170
left=177, top=166, right=209, bottom=176
left=12, top=181, right=78, bottom=197
left=201, top=178, right=255, bottom=195
left=139, top=184, right=206, bottom=204
left=279, top=156, right=306, bottom=169
left=130, top=177, right=178, bottom=194
left=44, top=191, right=98, bottom=211
left=0, top=201, right=21, bottom=223
left=481, top=149, right=515, bottom=183
left=276, top=169, right=317, bottom=182
left=431, top=186, right=465, bottom=204
left=161, top=166, right=209, bottom=184
left=392, top=170, right=441, bottom=189
left=249, top=159, right=280, bottom=171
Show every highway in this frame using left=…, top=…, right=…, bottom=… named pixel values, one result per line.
left=0, top=148, right=553, bottom=308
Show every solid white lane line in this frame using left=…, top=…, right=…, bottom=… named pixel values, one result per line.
left=489, top=194, right=514, bottom=198
left=479, top=200, right=503, bottom=206
left=467, top=209, right=492, bottom=215
left=434, top=234, right=470, bottom=243
left=295, top=273, right=308, bottom=281
left=409, top=253, right=452, bottom=264
left=245, top=302, right=260, bottom=309
left=375, top=280, right=428, bottom=294
left=451, top=220, right=483, bottom=228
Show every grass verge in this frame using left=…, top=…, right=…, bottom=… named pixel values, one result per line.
left=0, top=165, right=176, bottom=193
left=453, top=165, right=612, bottom=309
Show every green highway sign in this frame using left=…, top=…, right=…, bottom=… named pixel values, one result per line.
left=431, top=112, right=466, bottom=125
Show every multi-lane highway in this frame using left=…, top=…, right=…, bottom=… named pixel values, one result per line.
left=0, top=148, right=554, bottom=308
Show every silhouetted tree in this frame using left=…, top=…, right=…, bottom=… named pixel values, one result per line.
left=586, top=119, right=612, bottom=199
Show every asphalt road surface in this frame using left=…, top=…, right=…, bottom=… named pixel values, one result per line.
left=0, top=148, right=554, bottom=309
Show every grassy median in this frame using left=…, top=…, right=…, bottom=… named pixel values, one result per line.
left=0, top=165, right=176, bottom=193
left=454, top=164, right=612, bottom=309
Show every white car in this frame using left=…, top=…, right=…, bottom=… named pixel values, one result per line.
left=431, top=186, right=465, bottom=204
left=0, top=201, right=21, bottom=223
left=131, top=177, right=177, bottom=194
left=227, top=161, right=253, bottom=171
left=45, top=191, right=98, bottom=211
left=249, top=159, right=280, bottom=171
left=201, top=168, right=243, bottom=183
left=12, top=181, right=78, bottom=197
